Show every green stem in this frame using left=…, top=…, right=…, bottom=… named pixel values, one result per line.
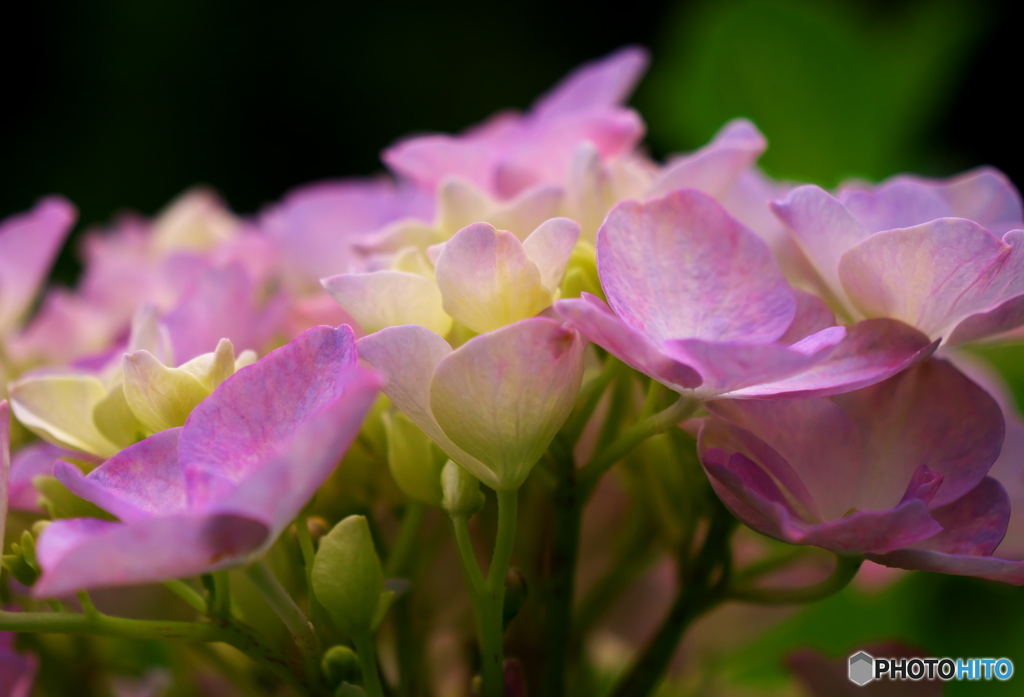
left=579, top=396, right=701, bottom=495
left=562, top=357, right=622, bottom=443
left=245, top=561, right=320, bottom=687
left=728, top=554, right=863, bottom=605
left=608, top=503, right=735, bottom=697
left=0, top=607, right=301, bottom=691
left=540, top=448, right=581, bottom=697
left=451, top=516, right=486, bottom=595
left=164, top=580, right=209, bottom=615
left=76, top=591, right=100, bottom=620
left=387, top=502, right=427, bottom=697
left=385, top=501, right=426, bottom=578
left=353, top=631, right=386, bottom=697
left=212, top=571, right=232, bottom=618
left=478, top=489, right=518, bottom=697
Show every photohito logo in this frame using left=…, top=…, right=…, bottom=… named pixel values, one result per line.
left=848, top=651, right=1014, bottom=685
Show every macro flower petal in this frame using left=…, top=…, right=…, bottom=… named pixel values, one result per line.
left=839, top=222, right=1024, bottom=342
left=430, top=318, right=585, bottom=490
left=322, top=270, right=452, bottom=336
left=356, top=324, right=493, bottom=486
left=434, top=223, right=553, bottom=334
left=599, top=189, right=796, bottom=344
left=0, top=196, right=76, bottom=334
left=8, top=374, right=121, bottom=457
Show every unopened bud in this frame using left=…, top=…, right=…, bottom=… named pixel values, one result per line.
left=322, top=645, right=362, bottom=688
left=312, top=515, right=392, bottom=636
left=441, top=461, right=485, bottom=518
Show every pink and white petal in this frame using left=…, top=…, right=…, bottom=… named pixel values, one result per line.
left=383, top=136, right=499, bottom=197
left=777, top=290, right=836, bottom=344
left=1, top=402, right=9, bottom=546
left=794, top=501, right=942, bottom=556
left=164, top=263, right=285, bottom=361
left=940, top=167, right=1023, bottom=232
left=648, top=119, right=767, bottom=198
left=521, top=218, right=581, bottom=293
left=179, top=326, right=374, bottom=503
left=531, top=46, right=650, bottom=119
left=771, top=185, right=869, bottom=301
left=599, top=189, right=795, bottom=344
left=322, top=270, right=452, bottom=336
left=868, top=549, right=1024, bottom=585
left=215, top=365, right=380, bottom=538
left=53, top=429, right=187, bottom=523
left=839, top=221, right=1024, bottom=340
left=701, top=449, right=806, bottom=545
left=33, top=514, right=270, bottom=597
left=433, top=223, right=551, bottom=334
left=554, top=294, right=702, bottom=391
left=840, top=178, right=950, bottom=233
left=704, top=398, right=862, bottom=521
left=664, top=336, right=837, bottom=397
left=830, top=358, right=1003, bottom=510
left=725, top=319, right=936, bottom=399
left=356, top=325, right=492, bottom=483
left=0, top=196, right=76, bottom=332
left=430, top=318, right=586, bottom=491
left=911, top=477, right=1009, bottom=557
left=8, top=442, right=70, bottom=512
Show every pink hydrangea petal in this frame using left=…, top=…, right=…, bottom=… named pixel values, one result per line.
left=179, top=325, right=376, bottom=506
left=53, top=429, right=187, bottom=523
left=838, top=221, right=1024, bottom=341
left=832, top=358, right=1002, bottom=510
left=840, top=166, right=1023, bottom=234
left=725, top=319, right=936, bottom=399
left=911, top=477, right=1009, bottom=556
left=262, top=178, right=432, bottom=285
left=33, top=514, right=269, bottom=597
left=164, top=263, right=286, bottom=361
left=521, top=217, right=581, bottom=292
left=0, top=196, right=76, bottom=333
left=663, top=333, right=841, bottom=397
left=8, top=442, right=70, bottom=512
left=554, top=294, right=702, bottom=391
left=599, top=189, right=796, bottom=345
left=647, top=119, right=767, bottom=198
left=1, top=401, right=9, bottom=548
left=430, top=318, right=586, bottom=490
left=867, top=549, right=1024, bottom=585
left=702, top=449, right=941, bottom=555
left=356, top=325, right=493, bottom=483
left=777, top=290, right=836, bottom=344
left=703, top=398, right=861, bottom=521
left=771, top=185, right=870, bottom=301
left=530, top=46, right=649, bottom=119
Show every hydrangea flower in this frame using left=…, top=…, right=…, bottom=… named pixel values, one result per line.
left=556, top=189, right=935, bottom=399
left=357, top=318, right=585, bottom=491
left=31, top=325, right=379, bottom=596
left=698, top=359, right=1024, bottom=583
left=772, top=169, right=1024, bottom=346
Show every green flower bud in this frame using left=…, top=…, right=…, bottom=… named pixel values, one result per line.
left=559, top=241, right=603, bottom=301
left=312, top=515, right=392, bottom=636
left=441, top=460, right=485, bottom=518
left=384, top=411, right=446, bottom=507
left=322, top=645, right=362, bottom=688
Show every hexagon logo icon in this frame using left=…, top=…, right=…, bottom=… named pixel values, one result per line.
left=848, top=651, right=875, bottom=686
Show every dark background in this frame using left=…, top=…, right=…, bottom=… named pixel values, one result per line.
left=2, top=1, right=1023, bottom=693
left=1, top=0, right=1020, bottom=261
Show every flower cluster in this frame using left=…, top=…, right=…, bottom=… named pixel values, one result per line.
left=2, top=47, right=1023, bottom=697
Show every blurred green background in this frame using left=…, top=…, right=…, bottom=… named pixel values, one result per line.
left=2, top=0, right=1022, bottom=693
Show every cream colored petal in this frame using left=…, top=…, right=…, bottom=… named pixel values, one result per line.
left=123, top=351, right=212, bottom=433
left=9, top=374, right=121, bottom=457
left=322, top=270, right=452, bottom=336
